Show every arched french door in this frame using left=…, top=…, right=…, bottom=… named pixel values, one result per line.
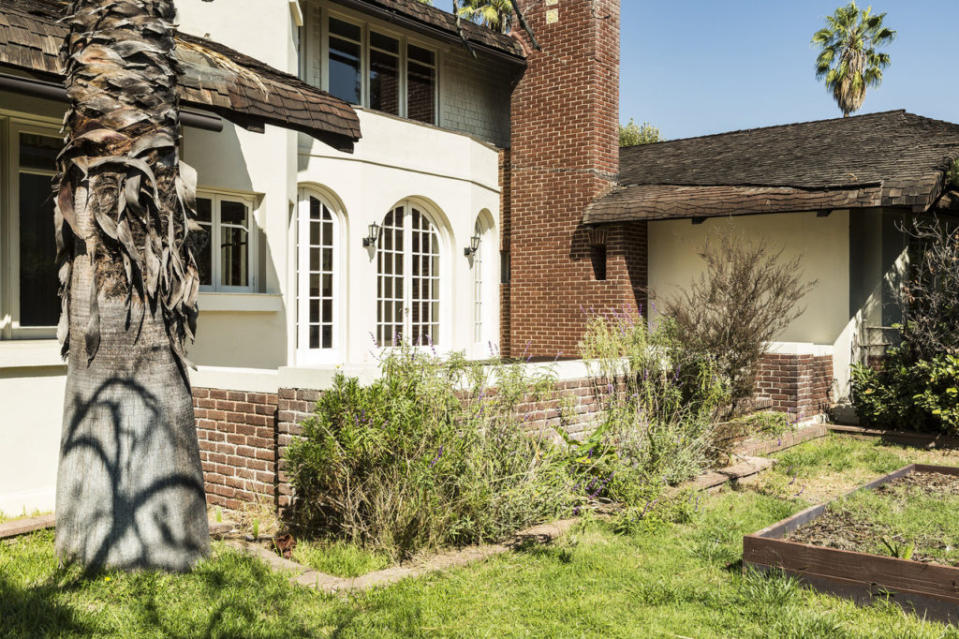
left=376, top=201, right=442, bottom=347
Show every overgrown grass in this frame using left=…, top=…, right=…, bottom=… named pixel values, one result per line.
left=291, top=540, right=391, bottom=578
left=756, top=433, right=959, bottom=502
left=4, top=437, right=959, bottom=637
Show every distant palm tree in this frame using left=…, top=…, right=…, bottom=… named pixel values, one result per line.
left=812, top=2, right=895, bottom=117
left=458, top=0, right=513, bottom=33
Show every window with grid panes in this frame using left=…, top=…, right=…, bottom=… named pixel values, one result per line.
left=376, top=204, right=440, bottom=346
left=297, top=194, right=338, bottom=355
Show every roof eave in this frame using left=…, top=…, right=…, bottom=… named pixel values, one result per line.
left=327, top=0, right=527, bottom=66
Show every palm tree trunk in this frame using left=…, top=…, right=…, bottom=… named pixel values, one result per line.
left=54, top=0, right=208, bottom=571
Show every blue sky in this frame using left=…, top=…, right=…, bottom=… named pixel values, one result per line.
left=434, top=1, right=957, bottom=140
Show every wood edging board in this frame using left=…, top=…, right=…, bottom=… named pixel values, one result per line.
left=0, top=514, right=56, bottom=540
left=743, top=464, right=959, bottom=622
left=828, top=425, right=959, bottom=449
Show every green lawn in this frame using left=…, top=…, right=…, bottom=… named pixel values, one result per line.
left=3, top=434, right=959, bottom=638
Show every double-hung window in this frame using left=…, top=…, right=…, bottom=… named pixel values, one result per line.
left=10, top=125, right=60, bottom=334
left=325, top=14, right=437, bottom=124
left=194, top=193, right=256, bottom=291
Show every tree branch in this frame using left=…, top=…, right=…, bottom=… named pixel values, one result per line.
left=508, top=0, right=540, bottom=51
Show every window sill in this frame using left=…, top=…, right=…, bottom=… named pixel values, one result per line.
left=198, top=292, right=283, bottom=313
left=0, top=340, right=64, bottom=370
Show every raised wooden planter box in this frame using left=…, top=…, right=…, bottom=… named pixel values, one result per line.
left=743, top=464, right=959, bottom=623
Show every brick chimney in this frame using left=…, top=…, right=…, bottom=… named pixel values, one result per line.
left=502, top=0, right=645, bottom=359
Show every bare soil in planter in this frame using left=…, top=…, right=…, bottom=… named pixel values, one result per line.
left=786, top=471, right=959, bottom=566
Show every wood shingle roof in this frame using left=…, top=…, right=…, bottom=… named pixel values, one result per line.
left=331, top=0, right=525, bottom=59
left=586, top=111, right=959, bottom=224
left=0, top=0, right=362, bottom=147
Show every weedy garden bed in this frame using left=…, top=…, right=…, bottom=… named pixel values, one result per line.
left=744, top=463, right=959, bottom=623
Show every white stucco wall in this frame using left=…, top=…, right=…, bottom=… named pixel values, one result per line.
left=295, top=108, right=502, bottom=369
left=648, top=211, right=852, bottom=345
left=0, top=344, right=65, bottom=516
left=175, top=0, right=299, bottom=73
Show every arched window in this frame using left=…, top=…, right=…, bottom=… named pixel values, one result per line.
left=296, top=190, right=342, bottom=363
left=471, top=212, right=495, bottom=352
left=472, top=218, right=484, bottom=344
left=377, top=202, right=441, bottom=346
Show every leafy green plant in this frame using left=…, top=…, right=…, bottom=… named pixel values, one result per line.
left=853, top=353, right=959, bottom=433
left=619, top=119, right=662, bottom=147
left=880, top=536, right=915, bottom=561
left=569, top=311, right=728, bottom=507
left=285, top=344, right=573, bottom=559
left=251, top=519, right=260, bottom=540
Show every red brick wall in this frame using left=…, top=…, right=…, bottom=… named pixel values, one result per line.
left=193, top=388, right=278, bottom=511
left=499, top=149, right=513, bottom=358
left=504, top=0, right=640, bottom=359
left=195, top=360, right=833, bottom=514
left=276, top=388, right=322, bottom=511
left=754, top=353, right=833, bottom=421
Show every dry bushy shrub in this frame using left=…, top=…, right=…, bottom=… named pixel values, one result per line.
left=898, top=217, right=959, bottom=361
left=664, top=238, right=815, bottom=409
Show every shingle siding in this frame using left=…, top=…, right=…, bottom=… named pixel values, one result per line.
left=439, top=47, right=512, bottom=148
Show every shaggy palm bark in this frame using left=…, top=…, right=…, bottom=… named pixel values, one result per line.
left=54, top=0, right=208, bottom=571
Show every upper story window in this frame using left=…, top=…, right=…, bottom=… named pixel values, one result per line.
left=323, top=13, right=437, bottom=125
left=329, top=17, right=362, bottom=105
left=407, top=44, right=436, bottom=125
left=195, top=193, right=256, bottom=292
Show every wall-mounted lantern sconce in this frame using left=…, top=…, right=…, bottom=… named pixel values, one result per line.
left=363, top=222, right=382, bottom=247
left=464, top=234, right=481, bottom=257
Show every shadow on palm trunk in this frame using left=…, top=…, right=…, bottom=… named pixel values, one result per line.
left=56, top=376, right=209, bottom=573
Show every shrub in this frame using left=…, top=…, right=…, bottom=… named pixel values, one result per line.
left=284, top=345, right=573, bottom=559
left=664, top=238, right=815, bottom=410
left=852, top=354, right=959, bottom=433
left=897, top=218, right=959, bottom=361
left=851, top=218, right=959, bottom=433
left=568, top=312, right=728, bottom=505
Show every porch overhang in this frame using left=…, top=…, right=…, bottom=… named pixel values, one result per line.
left=583, top=183, right=886, bottom=225
left=0, top=0, right=362, bottom=151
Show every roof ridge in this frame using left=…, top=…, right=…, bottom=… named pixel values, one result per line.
left=616, top=181, right=885, bottom=191
left=621, top=109, right=910, bottom=152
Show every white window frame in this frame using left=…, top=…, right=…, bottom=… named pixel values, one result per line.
left=196, top=190, right=257, bottom=293
left=295, top=188, right=344, bottom=366
left=320, top=6, right=439, bottom=124
left=4, top=119, right=62, bottom=339
left=376, top=200, right=446, bottom=348
left=470, top=213, right=498, bottom=357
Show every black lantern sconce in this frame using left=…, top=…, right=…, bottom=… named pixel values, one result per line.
left=464, top=234, right=481, bottom=257
left=363, top=222, right=382, bottom=247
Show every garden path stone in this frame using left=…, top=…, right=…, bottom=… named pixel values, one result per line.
left=225, top=540, right=310, bottom=574
left=242, top=518, right=581, bottom=594
left=0, top=514, right=55, bottom=539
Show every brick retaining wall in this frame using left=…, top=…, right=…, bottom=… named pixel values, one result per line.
left=754, top=353, right=833, bottom=421
left=193, top=388, right=278, bottom=511
left=195, top=355, right=833, bottom=513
